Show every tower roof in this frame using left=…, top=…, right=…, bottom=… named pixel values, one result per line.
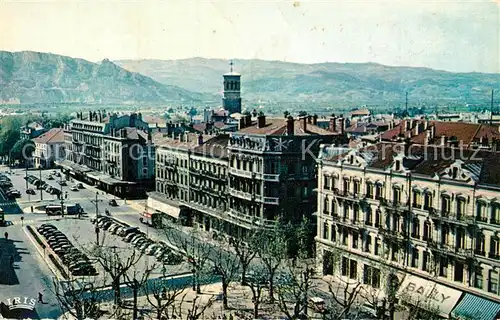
left=223, top=72, right=241, bottom=76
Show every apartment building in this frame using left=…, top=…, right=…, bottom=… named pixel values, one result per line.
left=316, top=142, right=500, bottom=318
left=32, top=128, right=65, bottom=169
left=20, top=121, right=46, bottom=140
left=59, top=111, right=154, bottom=198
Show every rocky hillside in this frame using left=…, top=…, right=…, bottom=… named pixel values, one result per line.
left=0, top=51, right=212, bottom=105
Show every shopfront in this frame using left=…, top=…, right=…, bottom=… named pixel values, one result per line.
left=397, top=275, right=463, bottom=318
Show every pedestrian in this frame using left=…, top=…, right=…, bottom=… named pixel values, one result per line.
left=4, top=232, right=8, bottom=240
left=38, top=292, right=43, bottom=303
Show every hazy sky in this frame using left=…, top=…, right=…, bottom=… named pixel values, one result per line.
left=1, top=0, right=499, bottom=73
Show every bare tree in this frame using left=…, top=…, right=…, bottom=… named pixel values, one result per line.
left=122, top=261, right=158, bottom=320
left=172, top=291, right=216, bottom=320
left=244, top=264, right=269, bottom=319
left=227, top=235, right=256, bottom=285
left=208, top=245, right=241, bottom=309
left=252, top=224, right=288, bottom=302
left=398, top=291, right=442, bottom=320
left=144, top=274, right=186, bottom=320
left=322, top=249, right=364, bottom=320
left=52, top=278, right=104, bottom=320
left=162, top=223, right=213, bottom=294
left=87, top=244, right=143, bottom=305
left=275, top=218, right=316, bottom=319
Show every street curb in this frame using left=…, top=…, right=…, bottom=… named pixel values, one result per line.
left=22, top=226, right=64, bottom=280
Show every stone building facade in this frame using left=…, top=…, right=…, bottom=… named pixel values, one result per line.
left=315, top=142, right=500, bottom=316
left=59, top=111, right=154, bottom=198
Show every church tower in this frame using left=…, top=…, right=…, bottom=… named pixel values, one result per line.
left=222, top=60, right=242, bottom=114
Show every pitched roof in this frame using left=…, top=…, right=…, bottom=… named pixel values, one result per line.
left=350, top=108, right=370, bottom=116
left=32, top=128, right=64, bottom=144
left=192, top=134, right=229, bottom=159
left=321, top=142, right=500, bottom=185
left=236, top=117, right=338, bottom=136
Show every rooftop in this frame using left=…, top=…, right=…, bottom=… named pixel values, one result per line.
left=236, top=117, right=338, bottom=136
left=32, top=128, right=64, bottom=144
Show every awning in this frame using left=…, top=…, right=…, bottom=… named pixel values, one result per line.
left=451, top=294, right=500, bottom=320
left=147, top=196, right=180, bottom=219
left=397, top=275, right=462, bottom=318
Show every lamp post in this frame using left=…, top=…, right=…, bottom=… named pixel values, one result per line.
left=91, top=192, right=102, bottom=245
left=60, top=175, right=65, bottom=218
left=39, top=166, right=43, bottom=201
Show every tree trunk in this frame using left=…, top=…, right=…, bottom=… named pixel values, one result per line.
left=133, top=284, right=138, bottom=320
left=253, top=302, right=259, bottom=319
left=241, top=264, right=247, bottom=285
left=268, top=276, right=275, bottom=303
left=222, top=282, right=229, bottom=309
left=113, top=278, right=121, bottom=304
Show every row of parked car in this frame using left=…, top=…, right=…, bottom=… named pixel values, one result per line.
left=36, top=223, right=97, bottom=276
left=92, top=216, right=183, bottom=265
left=0, top=173, right=21, bottom=199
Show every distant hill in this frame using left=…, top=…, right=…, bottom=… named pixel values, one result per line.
left=116, top=58, right=500, bottom=110
left=0, top=51, right=213, bottom=105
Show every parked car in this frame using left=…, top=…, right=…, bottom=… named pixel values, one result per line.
left=108, top=224, right=121, bottom=234
left=70, top=186, right=79, bottom=191
left=6, top=190, right=21, bottom=198
left=26, top=188, right=36, bottom=195
left=145, top=244, right=162, bottom=255
left=57, top=180, right=67, bottom=186
left=119, top=227, right=139, bottom=237
left=47, top=175, right=54, bottom=180
left=108, top=199, right=118, bottom=207
left=76, top=183, right=84, bottom=189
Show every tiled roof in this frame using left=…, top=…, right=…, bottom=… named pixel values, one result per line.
left=32, top=128, right=64, bottom=144
left=350, top=108, right=370, bottom=116
left=192, top=134, right=229, bottom=159
left=236, top=118, right=338, bottom=136
left=154, top=132, right=213, bottom=150
left=321, top=142, right=500, bottom=184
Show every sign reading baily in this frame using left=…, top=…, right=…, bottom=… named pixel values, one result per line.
left=397, top=275, right=463, bottom=317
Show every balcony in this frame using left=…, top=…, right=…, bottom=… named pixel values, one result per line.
left=229, top=189, right=262, bottom=202
left=262, top=173, right=280, bottom=182
left=384, top=200, right=409, bottom=212
left=226, top=209, right=277, bottom=229
left=263, top=197, right=279, bottom=205
left=229, top=168, right=254, bottom=179
left=429, top=210, right=475, bottom=226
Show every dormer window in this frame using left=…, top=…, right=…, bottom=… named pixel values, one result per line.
left=452, top=167, right=458, bottom=179
left=394, top=159, right=402, bottom=171
left=350, top=155, right=354, bottom=164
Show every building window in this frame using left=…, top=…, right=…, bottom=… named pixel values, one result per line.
left=341, top=257, right=348, bottom=276
left=456, top=197, right=466, bottom=219
left=330, top=225, right=336, bottom=242
left=412, top=190, right=421, bottom=208
left=474, top=267, right=483, bottom=290
left=363, top=265, right=380, bottom=288
left=492, top=203, right=500, bottom=225
left=365, top=208, right=373, bottom=226
left=323, top=176, right=331, bottom=190
left=323, top=196, right=329, bottom=214
left=366, top=183, right=373, bottom=198
left=343, top=179, right=350, bottom=194
left=364, top=235, right=371, bottom=253
left=411, top=248, right=419, bottom=268
left=411, top=217, right=420, bottom=239
left=353, top=181, right=360, bottom=195
left=476, top=201, right=488, bottom=222
left=490, top=236, right=499, bottom=259
left=331, top=200, right=337, bottom=216
left=488, top=270, right=498, bottom=294
left=439, top=257, right=448, bottom=277
left=375, top=184, right=382, bottom=200
left=323, top=222, right=329, bottom=240
left=349, top=260, right=357, bottom=279
left=454, top=262, right=464, bottom=283
left=375, top=238, right=381, bottom=256
left=391, top=243, right=398, bottom=262
left=393, top=188, right=401, bottom=204
left=422, top=251, right=429, bottom=272
left=352, top=232, right=359, bottom=249
left=441, top=195, right=451, bottom=214
left=423, top=221, right=431, bottom=241
left=342, top=228, right=348, bottom=246
left=475, top=233, right=485, bottom=256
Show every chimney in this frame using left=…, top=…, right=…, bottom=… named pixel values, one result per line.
left=198, top=133, right=204, bottom=145
left=329, top=116, right=337, bottom=132
left=286, top=116, right=294, bottom=135
left=402, top=120, right=407, bottom=133
left=413, top=124, right=419, bottom=136
left=430, top=125, right=436, bottom=141
left=307, top=115, right=312, bottom=124
left=339, top=117, right=345, bottom=134
left=238, top=117, right=246, bottom=130
left=88, top=111, right=92, bottom=121
left=404, top=139, right=411, bottom=156
left=440, top=135, right=446, bottom=146
left=424, top=130, right=430, bottom=145
left=257, top=114, right=266, bottom=128
left=245, top=113, right=252, bottom=127
left=313, top=114, right=318, bottom=125
left=423, top=120, right=429, bottom=131
left=121, top=129, right=127, bottom=138
left=300, top=116, right=307, bottom=132
left=98, top=111, right=102, bottom=122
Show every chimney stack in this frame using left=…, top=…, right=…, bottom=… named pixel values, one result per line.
left=313, top=114, right=318, bottom=125
left=257, top=113, right=266, bottom=128
left=238, top=118, right=246, bottom=130
left=424, top=130, right=430, bottom=145
left=440, top=135, right=446, bottom=146
left=339, top=117, right=345, bottom=134
left=329, top=115, right=337, bottom=133
left=88, top=111, right=92, bottom=121
left=307, top=115, right=312, bottom=124
left=300, top=116, right=307, bottom=132
left=286, top=116, right=294, bottom=135
left=198, top=133, right=204, bottom=145
left=245, top=113, right=252, bottom=127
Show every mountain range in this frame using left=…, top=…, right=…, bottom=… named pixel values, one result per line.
left=0, top=51, right=212, bottom=105
left=1, top=51, right=499, bottom=111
